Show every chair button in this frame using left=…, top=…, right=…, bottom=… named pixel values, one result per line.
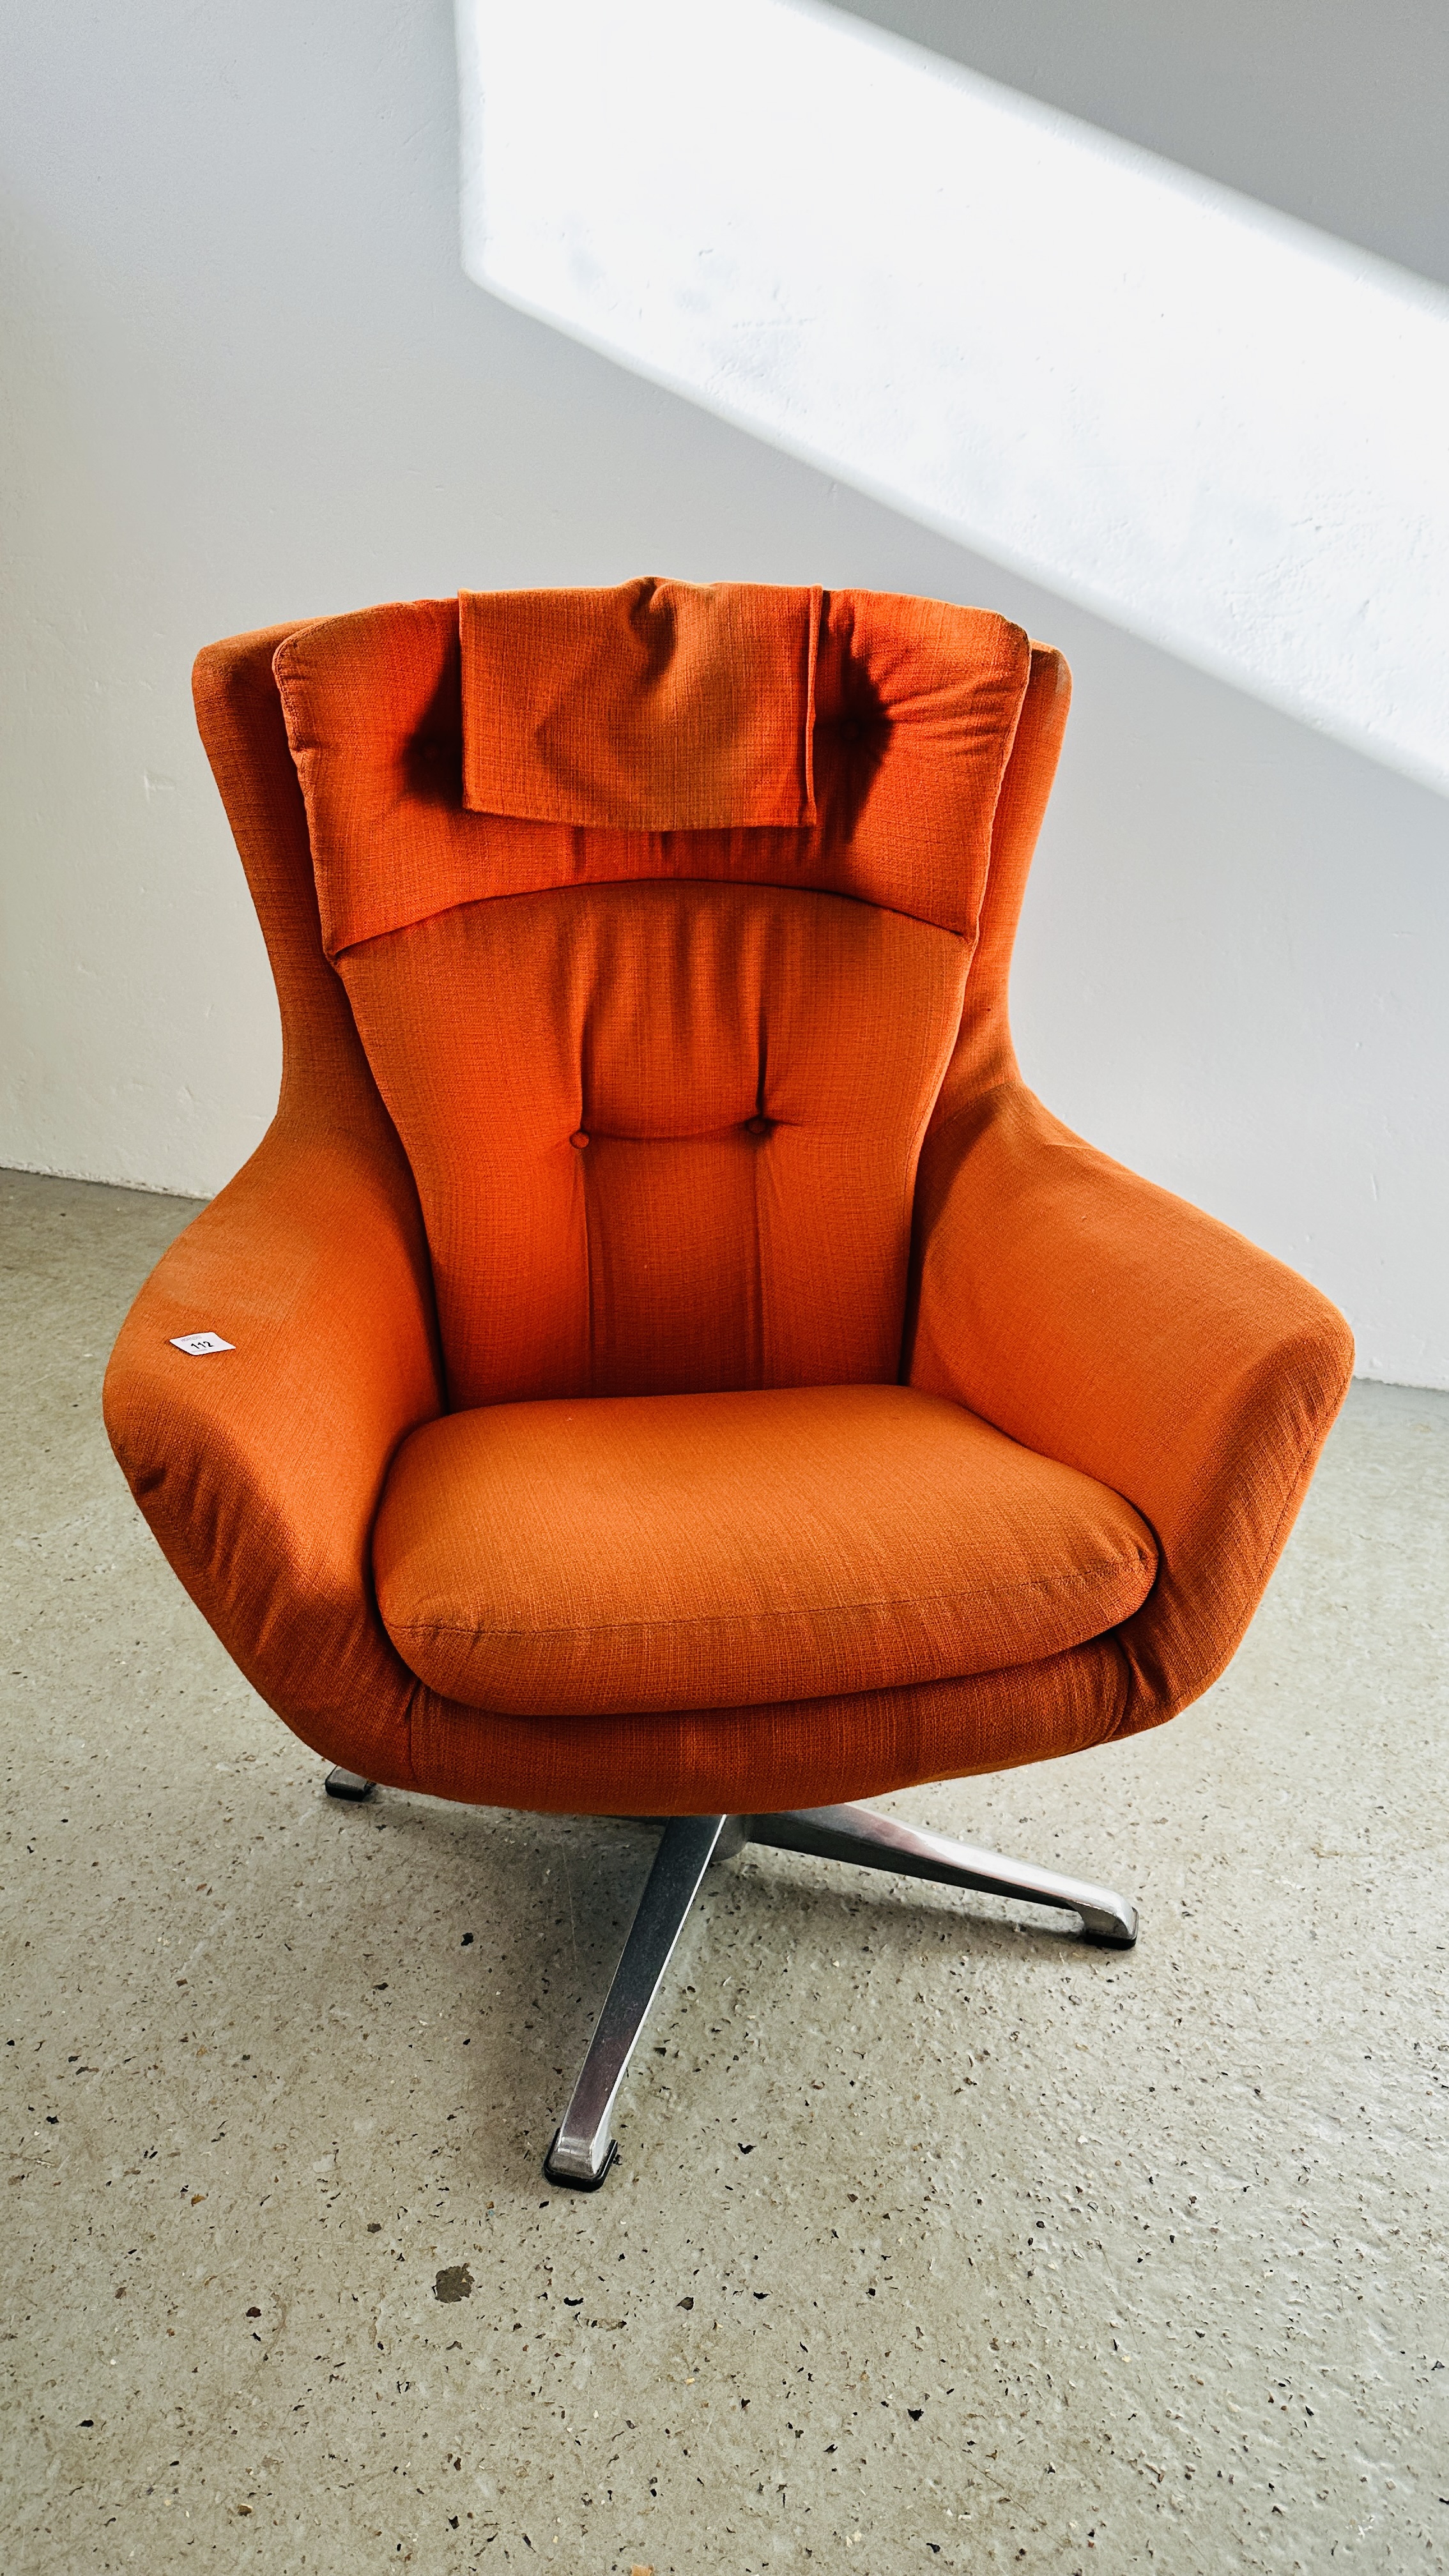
left=745, top=1115, right=772, bottom=1137
left=570, top=1129, right=590, bottom=1151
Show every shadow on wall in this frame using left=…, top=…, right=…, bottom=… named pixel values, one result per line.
left=839, top=0, right=1449, bottom=289
left=458, top=0, right=1449, bottom=798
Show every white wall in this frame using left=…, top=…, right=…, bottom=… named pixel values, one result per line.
left=464, top=3, right=1449, bottom=794
left=2, top=1, right=1446, bottom=1386
left=854, top=0, right=1449, bottom=290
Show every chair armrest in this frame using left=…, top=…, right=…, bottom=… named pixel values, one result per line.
left=103, top=1118, right=444, bottom=1783
left=906, top=1082, right=1354, bottom=1728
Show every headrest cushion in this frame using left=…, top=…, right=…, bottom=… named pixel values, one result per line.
left=273, top=588, right=1032, bottom=955
left=460, top=579, right=820, bottom=831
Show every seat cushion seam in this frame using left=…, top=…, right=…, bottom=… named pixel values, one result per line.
left=383, top=1549, right=1156, bottom=1645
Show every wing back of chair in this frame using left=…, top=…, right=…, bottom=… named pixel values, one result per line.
left=270, top=583, right=1041, bottom=1408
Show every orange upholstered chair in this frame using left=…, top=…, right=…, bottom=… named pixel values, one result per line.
left=105, top=581, right=1353, bottom=2187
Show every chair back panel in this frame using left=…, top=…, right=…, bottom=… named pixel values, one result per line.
left=337, top=876, right=964, bottom=1406
left=273, top=584, right=1031, bottom=1404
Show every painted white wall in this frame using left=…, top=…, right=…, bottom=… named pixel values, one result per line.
left=854, top=0, right=1449, bottom=291
left=464, top=0, right=1449, bottom=793
left=2, top=2, right=1446, bottom=1385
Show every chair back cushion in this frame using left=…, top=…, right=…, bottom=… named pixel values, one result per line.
left=275, top=585, right=1031, bottom=1405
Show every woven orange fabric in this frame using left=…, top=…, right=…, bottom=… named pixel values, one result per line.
left=374, top=1383, right=1156, bottom=1717
left=101, top=591, right=1354, bottom=1823
left=336, top=877, right=964, bottom=1407
left=273, top=591, right=1031, bottom=956
left=404, top=1645, right=1131, bottom=1816
left=460, top=578, right=821, bottom=830
left=929, top=641, right=1073, bottom=1118
left=907, top=1081, right=1355, bottom=1728
left=103, top=1092, right=1131, bottom=1812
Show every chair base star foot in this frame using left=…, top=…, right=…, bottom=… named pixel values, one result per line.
left=541, top=1802, right=1138, bottom=2187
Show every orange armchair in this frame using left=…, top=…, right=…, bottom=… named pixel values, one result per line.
left=105, top=582, right=1352, bottom=2186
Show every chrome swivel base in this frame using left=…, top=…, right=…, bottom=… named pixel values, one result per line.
left=321, top=1774, right=1137, bottom=2190
left=545, top=1804, right=1135, bottom=2189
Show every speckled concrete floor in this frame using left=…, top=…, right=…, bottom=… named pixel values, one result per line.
left=3, top=1166, right=1446, bottom=2576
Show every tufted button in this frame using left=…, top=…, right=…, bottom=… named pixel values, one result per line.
left=569, top=1129, right=590, bottom=1151
left=745, top=1115, right=772, bottom=1137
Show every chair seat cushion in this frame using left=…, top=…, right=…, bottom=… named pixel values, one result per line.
left=373, top=1383, right=1157, bottom=1719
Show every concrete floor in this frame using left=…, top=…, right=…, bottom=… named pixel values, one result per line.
left=2, top=1166, right=1446, bottom=2576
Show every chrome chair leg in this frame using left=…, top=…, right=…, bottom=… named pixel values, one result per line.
left=544, top=1813, right=733, bottom=2189
left=321, top=1772, right=1134, bottom=2182
left=748, top=1804, right=1138, bottom=1947
left=324, top=1766, right=375, bottom=1802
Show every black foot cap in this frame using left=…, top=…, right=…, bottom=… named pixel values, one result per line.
left=324, top=1768, right=375, bottom=1802
left=543, top=2132, right=618, bottom=2191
